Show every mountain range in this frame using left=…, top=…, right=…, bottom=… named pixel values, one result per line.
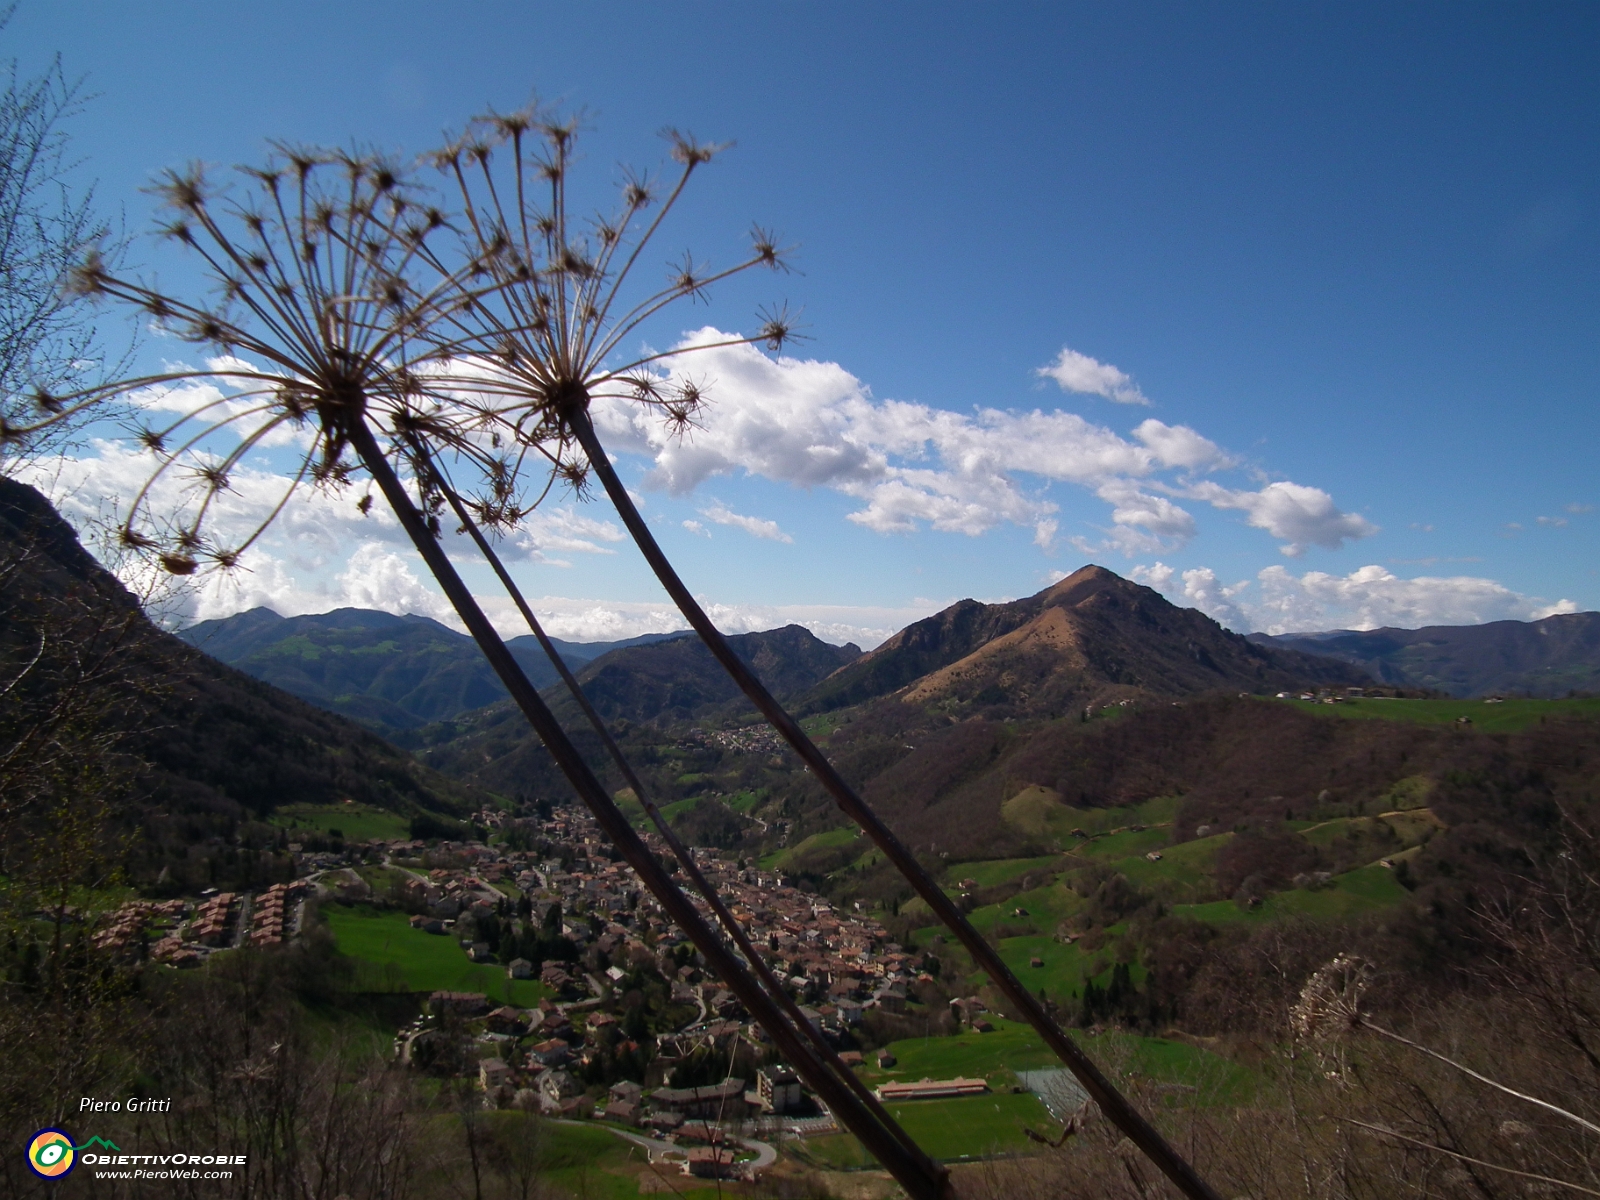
left=1251, top=614, right=1600, bottom=698
left=178, top=607, right=691, bottom=733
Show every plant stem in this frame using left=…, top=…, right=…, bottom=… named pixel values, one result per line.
left=435, top=475, right=932, bottom=1166
left=1360, top=1019, right=1600, bottom=1137
left=1341, top=1119, right=1600, bottom=1197
left=567, top=402, right=1220, bottom=1200
left=347, top=414, right=948, bottom=1200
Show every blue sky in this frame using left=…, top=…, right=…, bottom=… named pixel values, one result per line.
left=12, top=2, right=1599, bottom=645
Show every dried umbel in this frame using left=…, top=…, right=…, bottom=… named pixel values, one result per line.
left=1291, top=952, right=1374, bottom=1044
left=12, top=146, right=487, bottom=572
left=416, top=105, right=796, bottom=515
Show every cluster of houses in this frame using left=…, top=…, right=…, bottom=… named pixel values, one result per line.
left=248, top=880, right=307, bottom=946
left=368, top=804, right=943, bottom=1157
left=689, top=723, right=787, bottom=756
left=91, top=890, right=247, bottom=967
left=189, top=891, right=241, bottom=946
left=381, top=806, right=922, bottom=1027
left=91, top=898, right=187, bottom=953
left=91, top=880, right=313, bottom=966
left=417, top=987, right=804, bottom=1139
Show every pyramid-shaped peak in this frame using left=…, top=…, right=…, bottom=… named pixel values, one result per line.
left=1035, top=563, right=1139, bottom=605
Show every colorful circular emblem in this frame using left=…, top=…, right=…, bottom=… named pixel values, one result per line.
left=27, top=1129, right=76, bottom=1179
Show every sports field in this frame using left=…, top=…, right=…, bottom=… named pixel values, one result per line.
left=801, top=1092, right=1052, bottom=1165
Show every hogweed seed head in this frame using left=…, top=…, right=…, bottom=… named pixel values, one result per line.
left=1291, top=953, right=1373, bottom=1044
left=159, top=552, right=198, bottom=576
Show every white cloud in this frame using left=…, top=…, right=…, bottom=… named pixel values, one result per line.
left=1133, top=418, right=1233, bottom=471
left=1036, top=347, right=1150, bottom=405
left=593, top=331, right=1352, bottom=559
left=1186, top=480, right=1377, bottom=556
left=700, top=500, right=793, bottom=543
left=681, top=519, right=709, bottom=536
left=1536, top=515, right=1568, bottom=527
left=1131, top=562, right=1249, bottom=627
left=17, top=439, right=625, bottom=570
left=333, top=543, right=458, bottom=621
left=1134, top=559, right=1579, bottom=634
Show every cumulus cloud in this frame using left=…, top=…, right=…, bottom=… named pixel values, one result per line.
left=180, top=541, right=458, bottom=626
left=594, top=331, right=1355, bottom=559
left=1186, top=480, right=1377, bottom=556
left=1036, top=347, right=1150, bottom=405
left=12, top=438, right=631, bottom=635
left=1134, top=559, right=1578, bottom=634
left=1131, top=562, right=1251, bottom=627
left=700, top=500, right=793, bottom=543
left=18, top=440, right=625, bottom=568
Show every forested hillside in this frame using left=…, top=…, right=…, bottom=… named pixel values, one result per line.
left=0, top=478, right=481, bottom=891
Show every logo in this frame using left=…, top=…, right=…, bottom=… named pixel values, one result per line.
left=26, top=1131, right=122, bottom=1180
left=27, top=1129, right=76, bottom=1179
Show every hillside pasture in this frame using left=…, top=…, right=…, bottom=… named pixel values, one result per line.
left=1071, top=825, right=1170, bottom=862
left=725, top=789, right=765, bottom=813
left=1300, top=809, right=1443, bottom=851
left=1173, top=861, right=1408, bottom=925
left=947, top=855, right=1069, bottom=889
left=762, top=826, right=862, bottom=871
left=998, top=789, right=1184, bottom=847
left=1106, top=831, right=1231, bottom=896
left=992, top=934, right=1106, bottom=998
left=958, top=879, right=1084, bottom=939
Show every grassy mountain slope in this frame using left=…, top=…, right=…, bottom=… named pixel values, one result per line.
left=1251, top=612, right=1600, bottom=697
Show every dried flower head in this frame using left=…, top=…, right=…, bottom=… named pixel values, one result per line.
left=13, top=145, right=490, bottom=571
left=416, top=102, right=798, bottom=522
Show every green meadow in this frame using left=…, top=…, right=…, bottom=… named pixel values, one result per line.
left=1104, top=831, right=1232, bottom=896
left=761, top=826, right=862, bottom=871
left=325, top=904, right=549, bottom=1005
left=272, top=803, right=412, bottom=843
left=725, top=789, right=765, bottom=813
left=947, top=855, right=1068, bottom=889
left=802, top=1018, right=1253, bottom=1165
left=1172, top=861, right=1408, bottom=925
left=858, top=1018, right=1249, bottom=1098
left=801, top=1091, right=1052, bottom=1164
left=1283, top=695, right=1600, bottom=733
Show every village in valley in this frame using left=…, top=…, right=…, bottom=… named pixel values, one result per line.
left=88, top=799, right=1023, bottom=1182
